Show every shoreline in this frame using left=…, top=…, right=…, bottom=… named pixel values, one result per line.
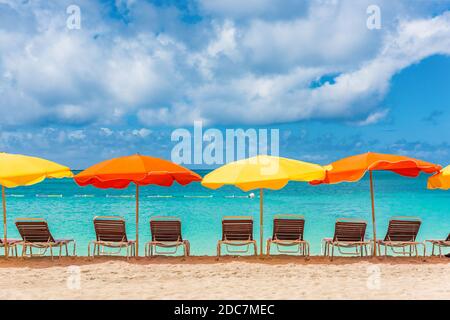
left=0, top=255, right=449, bottom=267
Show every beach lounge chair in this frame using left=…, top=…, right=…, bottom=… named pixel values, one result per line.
left=375, top=217, right=425, bottom=257
left=0, top=238, right=22, bottom=257
left=15, top=218, right=76, bottom=259
left=323, top=218, right=370, bottom=260
left=426, top=233, right=450, bottom=257
left=217, top=216, right=257, bottom=256
left=88, top=216, right=135, bottom=259
left=145, top=216, right=190, bottom=257
left=266, top=214, right=310, bottom=256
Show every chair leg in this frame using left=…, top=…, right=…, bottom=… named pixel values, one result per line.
left=253, top=241, right=257, bottom=256
left=185, top=241, right=190, bottom=256
left=217, top=241, right=221, bottom=257
left=331, top=244, right=335, bottom=261
left=266, top=240, right=271, bottom=256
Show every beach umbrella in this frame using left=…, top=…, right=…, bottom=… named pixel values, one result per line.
left=311, top=152, right=441, bottom=255
left=428, top=165, right=450, bottom=190
left=201, top=155, right=326, bottom=255
left=74, top=154, right=201, bottom=255
left=0, top=152, right=73, bottom=257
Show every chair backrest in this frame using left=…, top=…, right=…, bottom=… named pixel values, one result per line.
left=222, top=216, right=254, bottom=241
left=150, top=217, right=182, bottom=242
left=93, top=216, right=128, bottom=242
left=272, top=214, right=305, bottom=241
left=333, top=218, right=367, bottom=242
left=446, top=233, right=450, bottom=241
left=384, top=217, right=421, bottom=242
left=15, top=218, right=55, bottom=243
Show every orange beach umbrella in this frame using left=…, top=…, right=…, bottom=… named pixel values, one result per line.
left=74, top=154, right=202, bottom=255
left=428, top=165, right=450, bottom=190
left=311, top=152, right=441, bottom=255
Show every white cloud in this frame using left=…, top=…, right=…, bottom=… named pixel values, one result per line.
left=68, top=130, right=86, bottom=140
left=132, top=128, right=151, bottom=138
left=172, top=10, right=450, bottom=125
left=352, top=109, right=390, bottom=126
left=0, top=0, right=449, bottom=128
left=100, top=127, right=113, bottom=136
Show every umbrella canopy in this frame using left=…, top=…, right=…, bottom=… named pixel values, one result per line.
left=312, top=152, right=440, bottom=184
left=74, top=154, right=202, bottom=255
left=311, top=152, right=441, bottom=255
left=0, top=152, right=72, bottom=187
left=202, top=155, right=326, bottom=255
left=0, top=152, right=73, bottom=256
left=428, top=165, right=450, bottom=190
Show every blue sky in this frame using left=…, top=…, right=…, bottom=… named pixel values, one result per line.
left=0, top=0, right=450, bottom=168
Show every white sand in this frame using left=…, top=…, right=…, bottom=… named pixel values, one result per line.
left=0, top=256, right=448, bottom=299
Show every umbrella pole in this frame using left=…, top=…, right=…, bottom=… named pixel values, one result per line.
left=2, top=186, right=7, bottom=258
left=136, top=184, right=139, bottom=257
left=369, top=171, right=377, bottom=256
left=259, top=188, right=263, bottom=256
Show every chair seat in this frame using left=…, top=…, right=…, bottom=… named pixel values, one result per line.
left=269, top=238, right=307, bottom=244
left=147, top=240, right=185, bottom=247
left=0, top=239, right=22, bottom=245
left=24, top=239, right=74, bottom=245
left=377, top=239, right=422, bottom=245
left=427, top=240, right=450, bottom=245
left=54, top=239, right=75, bottom=244
left=93, top=240, right=135, bottom=246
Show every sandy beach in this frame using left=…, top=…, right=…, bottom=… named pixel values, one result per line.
left=0, top=256, right=448, bottom=300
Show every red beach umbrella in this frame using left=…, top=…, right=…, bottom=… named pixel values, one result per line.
left=74, top=154, right=202, bottom=255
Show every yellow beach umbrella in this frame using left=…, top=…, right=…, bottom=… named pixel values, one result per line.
left=202, top=155, right=326, bottom=255
left=0, top=153, right=73, bottom=256
left=428, top=165, right=450, bottom=190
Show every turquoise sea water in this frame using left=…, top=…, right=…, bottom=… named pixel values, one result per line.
left=1, top=170, right=449, bottom=256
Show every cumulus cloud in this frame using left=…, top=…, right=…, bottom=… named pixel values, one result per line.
left=351, top=109, right=390, bottom=126
left=0, top=0, right=449, bottom=129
